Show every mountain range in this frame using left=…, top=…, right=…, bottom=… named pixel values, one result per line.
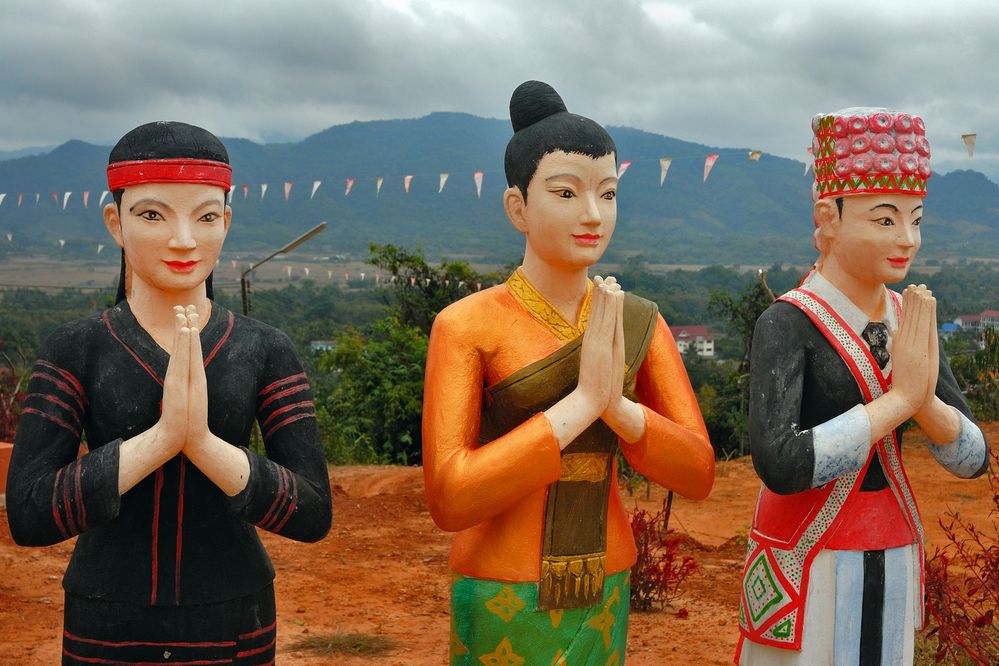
left=1, top=113, right=997, bottom=264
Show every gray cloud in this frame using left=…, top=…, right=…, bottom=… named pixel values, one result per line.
left=1, top=0, right=997, bottom=178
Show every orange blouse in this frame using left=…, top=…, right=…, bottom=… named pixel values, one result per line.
left=422, top=277, right=714, bottom=582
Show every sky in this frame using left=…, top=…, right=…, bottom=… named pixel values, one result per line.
left=1, top=0, right=997, bottom=177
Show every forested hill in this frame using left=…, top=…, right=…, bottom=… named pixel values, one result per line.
left=1, top=113, right=998, bottom=264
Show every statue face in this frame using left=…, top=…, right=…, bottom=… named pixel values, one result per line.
left=825, top=192, right=923, bottom=286
left=515, top=150, right=618, bottom=271
left=106, top=182, right=231, bottom=295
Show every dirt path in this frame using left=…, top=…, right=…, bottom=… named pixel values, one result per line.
left=1, top=425, right=994, bottom=664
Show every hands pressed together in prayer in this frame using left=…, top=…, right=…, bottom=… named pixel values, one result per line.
left=118, top=305, right=250, bottom=496
left=157, top=306, right=209, bottom=459
left=865, top=284, right=960, bottom=445
left=546, top=276, right=646, bottom=450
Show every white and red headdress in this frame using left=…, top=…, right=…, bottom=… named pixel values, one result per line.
left=812, top=108, right=930, bottom=200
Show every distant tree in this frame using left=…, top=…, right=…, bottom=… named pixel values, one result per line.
left=950, top=327, right=999, bottom=421
left=367, top=243, right=491, bottom=335
left=317, top=316, right=428, bottom=465
left=317, top=244, right=485, bottom=464
left=698, top=272, right=777, bottom=457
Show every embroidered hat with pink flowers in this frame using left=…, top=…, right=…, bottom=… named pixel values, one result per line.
left=811, top=107, right=930, bottom=200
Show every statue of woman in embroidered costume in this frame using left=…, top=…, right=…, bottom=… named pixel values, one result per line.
left=7, top=122, right=331, bottom=664
left=422, top=80, right=715, bottom=664
left=737, top=109, right=988, bottom=665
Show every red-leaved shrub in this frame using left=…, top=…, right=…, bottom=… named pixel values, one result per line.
left=924, top=449, right=998, bottom=665
left=630, top=495, right=698, bottom=612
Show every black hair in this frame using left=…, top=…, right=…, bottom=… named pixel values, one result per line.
left=108, top=121, right=228, bottom=303
left=835, top=197, right=844, bottom=218
left=503, top=81, right=616, bottom=201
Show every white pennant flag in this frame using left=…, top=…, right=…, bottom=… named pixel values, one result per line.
left=284, top=181, right=292, bottom=201
left=35, top=193, right=40, bottom=205
left=99, top=191, right=109, bottom=207
left=17, top=193, right=23, bottom=207
left=303, top=267, right=310, bottom=277
left=327, top=270, right=333, bottom=279
left=59, top=239, right=65, bottom=249
left=83, top=191, right=90, bottom=208
left=617, top=161, right=632, bottom=178
left=962, top=133, right=977, bottom=158
left=285, top=265, right=291, bottom=277
left=97, top=243, right=104, bottom=254
left=804, top=147, right=814, bottom=176
left=6, top=233, right=12, bottom=243
left=228, top=185, right=235, bottom=202
left=376, top=176, right=384, bottom=196
left=63, top=192, right=72, bottom=210
left=404, top=175, right=414, bottom=193
left=0, top=194, right=5, bottom=207
left=231, top=259, right=238, bottom=270
left=659, top=158, right=672, bottom=187
left=473, top=170, right=484, bottom=198
left=438, top=173, right=449, bottom=193
left=360, top=272, right=366, bottom=281
left=345, top=178, right=355, bottom=197
left=261, top=183, right=269, bottom=200
left=311, top=180, right=322, bottom=199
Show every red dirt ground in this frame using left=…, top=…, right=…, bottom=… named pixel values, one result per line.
left=1, top=424, right=995, bottom=664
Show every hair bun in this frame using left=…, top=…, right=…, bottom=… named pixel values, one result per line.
left=509, top=80, right=568, bottom=132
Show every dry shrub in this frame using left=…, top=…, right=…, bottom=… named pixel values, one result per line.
left=923, top=449, right=999, bottom=665
left=629, top=494, right=698, bottom=612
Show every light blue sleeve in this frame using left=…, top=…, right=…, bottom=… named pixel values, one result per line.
left=811, top=404, right=871, bottom=487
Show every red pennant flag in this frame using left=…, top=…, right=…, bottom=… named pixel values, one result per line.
left=17, top=192, right=23, bottom=207
left=52, top=192, right=59, bottom=205
left=703, top=154, right=720, bottom=183
left=283, top=181, right=292, bottom=201
left=473, top=170, right=484, bottom=198
left=404, top=175, right=414, bottom=193
left=345, top=178, right=355, bottom=197
left=241, top=184, right=249, bottom=199
left=83, top=191, right=90, bottom=208
left=617, top=161, right=632, bottom=178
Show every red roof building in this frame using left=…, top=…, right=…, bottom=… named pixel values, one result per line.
left=669, top=325, right=715, bottom=358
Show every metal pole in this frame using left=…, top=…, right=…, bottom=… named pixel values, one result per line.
left=238, top=221, right=327, bottom=316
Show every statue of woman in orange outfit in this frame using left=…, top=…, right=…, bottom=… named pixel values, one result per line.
left=421, top=80, right=715, bottom=664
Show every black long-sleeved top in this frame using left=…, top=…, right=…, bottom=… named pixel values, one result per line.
left=6, top=301, right=332, bottom=605
left=749, top=299, right=988, bottom=496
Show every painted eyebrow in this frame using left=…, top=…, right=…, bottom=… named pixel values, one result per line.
left=910, top=204, right=923, bottom=213
left=869, top=203, right=900, bottom=213
left=128, top=197, right=173, bottom=213
left=545, top=173, right=583, bottom=183
left=194, top=199, right=224, bottom=213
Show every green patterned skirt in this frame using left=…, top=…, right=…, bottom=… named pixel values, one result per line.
left=450, top=569, right=630, bottom=665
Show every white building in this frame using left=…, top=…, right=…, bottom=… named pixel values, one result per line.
left=669, top=325, right=715, bottom=358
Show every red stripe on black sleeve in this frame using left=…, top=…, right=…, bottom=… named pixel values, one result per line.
left=258, top=372, right=307, bottom=398
left=51, top=468, right=70, bottom=540
left=272, top=473, right=299, bottom=533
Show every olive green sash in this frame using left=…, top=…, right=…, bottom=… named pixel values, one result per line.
left=480, top=293, right=659, bottom=610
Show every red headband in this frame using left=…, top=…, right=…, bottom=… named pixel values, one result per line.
left=107, top=158, right=233, bottom=191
